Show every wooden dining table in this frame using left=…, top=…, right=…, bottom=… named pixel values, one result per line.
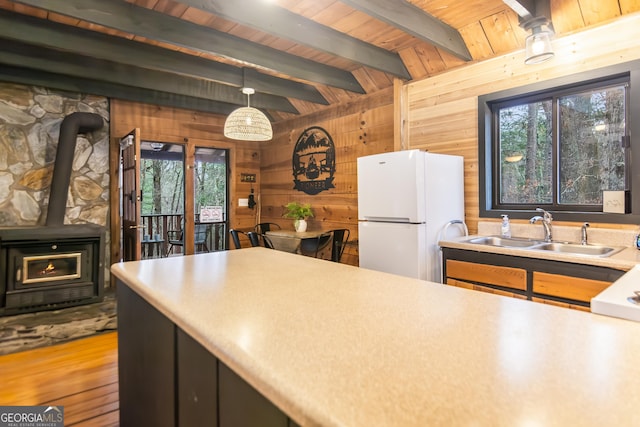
left=265, top=230, right=330, bottom=254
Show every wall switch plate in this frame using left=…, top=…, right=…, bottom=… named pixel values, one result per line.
left=238, top=198, right=249, bottom=207
left=241, top=173, right=256, bottom=183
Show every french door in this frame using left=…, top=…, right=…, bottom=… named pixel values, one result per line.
left=193, top=147, right=229, bottom=253
left=119, top=131, right=228, bottom=261
left=120, top=129, right=141, bottom=262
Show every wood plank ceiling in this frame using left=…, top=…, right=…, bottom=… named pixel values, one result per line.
left=0, top=0, right=637, bottom=123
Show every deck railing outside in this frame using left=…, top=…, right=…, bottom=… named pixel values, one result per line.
left=141, top=213, right=227, bottom=258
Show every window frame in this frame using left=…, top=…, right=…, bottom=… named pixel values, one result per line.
left=478, top=60, right=640, bottom=224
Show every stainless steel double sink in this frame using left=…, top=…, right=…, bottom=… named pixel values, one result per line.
left=464, top=236, right=624, bottom=257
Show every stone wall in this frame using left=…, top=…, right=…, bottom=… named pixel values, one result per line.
left=0, top=83, right=109, bottom=227
left=0, top=82, right=111, bottom=287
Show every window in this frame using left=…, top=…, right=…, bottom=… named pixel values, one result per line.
left=479, top=61, right=640, bottom=223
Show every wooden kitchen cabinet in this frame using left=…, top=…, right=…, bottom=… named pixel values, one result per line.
left=446, top=259, right=526, bottom=290
left=531, top=297, right=591, bottom=312
left=441, top=248, right=626, bottom=310
left=447, top=277, right=528, bottom=299
left=532, top=272, right=611, bottom=302
left=531, top=272, right=611, bottom=312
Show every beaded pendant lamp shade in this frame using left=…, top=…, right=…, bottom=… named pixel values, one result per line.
left=224, top=88, right=273, bottom=141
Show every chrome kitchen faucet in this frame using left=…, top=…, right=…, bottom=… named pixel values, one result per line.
left=581, top=222, right=590, bottom=245
left=530, top=208, right=553, bottom=242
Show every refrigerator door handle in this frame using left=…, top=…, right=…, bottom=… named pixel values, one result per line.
left=363, top=216, right=414, bottom=223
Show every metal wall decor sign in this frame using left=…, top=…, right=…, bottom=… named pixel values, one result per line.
left=292, top=126, right=336, bottom=195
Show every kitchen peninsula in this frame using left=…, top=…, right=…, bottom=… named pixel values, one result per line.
left=111, top=248, right=640, bottom=426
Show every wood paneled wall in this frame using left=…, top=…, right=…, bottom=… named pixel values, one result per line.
left=107, top=13, right=640, bottom=266
left=404, top=13, right=640, bottom=234
left=261, top=88, right=395, bottom=265
left=109, top=99, right=260, bottom=261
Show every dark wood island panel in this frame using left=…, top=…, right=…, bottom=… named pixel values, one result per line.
left=117, top=282, right=299, bottom=427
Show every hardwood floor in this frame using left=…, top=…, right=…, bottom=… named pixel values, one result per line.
left=0, top=332, right=119, bottom=426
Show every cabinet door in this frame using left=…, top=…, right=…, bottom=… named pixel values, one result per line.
left=219, top=362, right=289, bottom=427
left=446, top=259, right=527, bottom=291
left=178, top=329, right=218, bottom=426
left=532, top=272, right=611, bottom=303
left=117, top=283, right=176, bottom=427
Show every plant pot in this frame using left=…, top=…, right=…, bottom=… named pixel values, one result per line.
left=294, top=219, right=307, bottom=232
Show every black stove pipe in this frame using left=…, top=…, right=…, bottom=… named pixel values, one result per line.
left=45, top=112, right=104, bottom=226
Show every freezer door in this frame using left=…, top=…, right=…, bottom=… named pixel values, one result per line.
left=358, top=221, right=429, bottom=281
left=357, top=150, right=425, bottom=223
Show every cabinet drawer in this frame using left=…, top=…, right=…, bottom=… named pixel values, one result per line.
left=446, top=260, right=527, bottom=291
left=446, top=278, right=475, bottom=290
left=447, top=278, right=527, bottom=299
left=532, top=297, right=590, bottom=312
left=532, top=272, right=611, bottom=303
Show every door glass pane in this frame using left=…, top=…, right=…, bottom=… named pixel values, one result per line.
left=140, top=142, right=184, bottom=258
left=558, top=84, right=627, bottom=205
left=498, top=100, right=553, bottom=204
left=194, top=147, right=228, bottom=252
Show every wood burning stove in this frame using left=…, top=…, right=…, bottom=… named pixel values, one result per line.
left=0, top=225, right=104, bottom=315
left=0, top=112, right=106, bottom=316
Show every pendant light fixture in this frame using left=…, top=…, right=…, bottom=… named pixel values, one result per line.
left=503, top=0, right=555, bottom=65
left=521, top=16, right=554, bottom=65
left=224, top=87, right=273, bottom=141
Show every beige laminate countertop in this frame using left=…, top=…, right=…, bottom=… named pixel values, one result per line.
left=111, top=248, right=640, bottom=427
left=439, top=234, right=640, bottom=271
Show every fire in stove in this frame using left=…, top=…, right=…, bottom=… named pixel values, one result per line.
left=24, top=253, right=82, bottom=284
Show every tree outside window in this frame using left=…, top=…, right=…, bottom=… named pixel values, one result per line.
left=492, top=78, right=628, bottom=212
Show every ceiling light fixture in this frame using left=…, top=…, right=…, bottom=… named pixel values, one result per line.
left=150, top=142, right=164, bottom=151
left=224, top=88, right=273, bottom=141
left=521, top=16, right=554, bottom=65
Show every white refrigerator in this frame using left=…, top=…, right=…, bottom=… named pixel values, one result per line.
left=357, top=150, right=464, bottom=282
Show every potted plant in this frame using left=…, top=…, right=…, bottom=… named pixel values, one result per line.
left=283, top=202, right=314, bottom=232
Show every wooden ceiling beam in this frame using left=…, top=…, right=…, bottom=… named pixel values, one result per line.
left=340, top=0, right=472, bottom=61
left=503, top=0, right=552, bottom=26
left=242, top=68, right=329, bottom=106
left=0, top=10, right=328, bottom=105
left=176, top=0, right=411, bottom=79
left=10, top=0, right=365, bottom=93
left=502, top=0, right=536, bottom=19
left=0, top=40, right=300, bottom=114
left=0, top=64, right=238, bottom=116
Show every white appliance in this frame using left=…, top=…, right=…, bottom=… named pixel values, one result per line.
left=357, top=150, right=464, bottom=282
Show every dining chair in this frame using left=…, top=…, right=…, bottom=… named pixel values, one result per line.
left=254, top=222, right=281, bottom=234
left=261, top=233, right=275, bottom=249
left=166, top=227, right=183, bottom=256
left=229, top=229, right=243, bottom=249
left=194, top=224, right=210, bottom=253
left=245, top=231, right=276, bottom=249
left=167, top=224, right=209, bottom=255
left=246, top=231, right=261, bottom=247
left=329, top=229, right=350, bottom=262
left=299, top=232, right=332, bottom=258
